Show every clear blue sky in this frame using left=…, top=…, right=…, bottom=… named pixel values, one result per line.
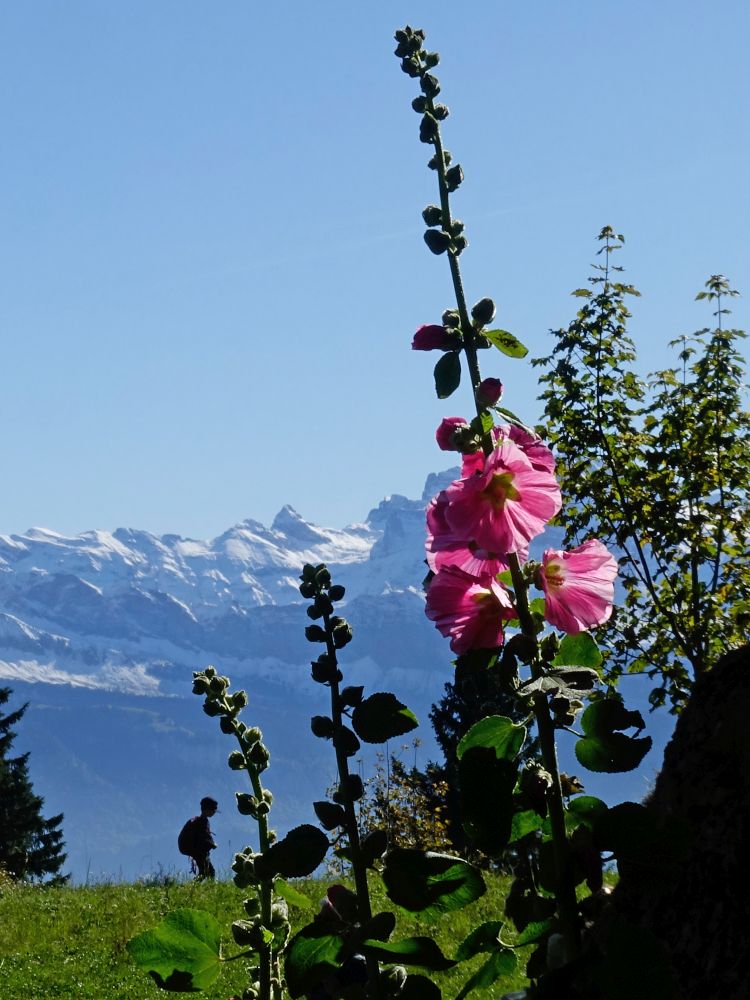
left=1, top=1, right=748, bottom=539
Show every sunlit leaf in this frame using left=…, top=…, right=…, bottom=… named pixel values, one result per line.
left=455, top=949, right=517, bottom=1000
left=362, top=936, right=456, bottom=971
left=285, top=923, right=345, bottom=999
left=126, top=908, right=222, bottom=992
left=484, top=329, right=529, bottom=359
left=457, top=716, right=526, bottom=762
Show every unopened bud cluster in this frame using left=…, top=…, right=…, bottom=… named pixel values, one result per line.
left=193, top=666, right=271, bottom=775
left=395, top=26, right=467, bottom=258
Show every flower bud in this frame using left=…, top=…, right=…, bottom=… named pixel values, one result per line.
left=412, top=323, right=453, bottom=350
left=332, top=620, right=353, bottom=649
left=191, top=676, right=210, bottom=695
left=471, top=297, right=496, bottom=326
left=248, top=742, right=270, bottom=770
left=422, top=204, right=442, bottom=227
left=299, top=581, right=316, bottom=599
left=209, top=676, right=226, bottom=694
left=411, top=95, right=427, bottom=113
left=453, top=234, right=468, bottom=254
left=203, top=666, right=217, bottom=679
left=220, top=716, right=235, bottom=735
left=400, top=57, right=420, bottom=78
left=236, top=793, right=259, bottom=817
left=228, top=750, right=245, bottom=770
left=311, top=656, right=337, bottom=684
left=419, top=114, right=438, bottom=144
left=445, top=164, right=464, bottom=192
left=442, top=308, right=460, bottom=329
left=304, top=624, right=327, bottom=643
left=420, top=72, right=440, bottom=98
left=476, top=378, right=504, bottom=407
left=423, top=229, right=452, bottom=255
left=433, top=103, right=449, bottom=120
left=202, top=701, right=222, bottom=717
left=328, top=584, right=345, bottom=602
left=311, top=715, right=335, bottom=739
left=435, top=416, right=470, bottom=451
left=315, top=565, right=332, bottom=589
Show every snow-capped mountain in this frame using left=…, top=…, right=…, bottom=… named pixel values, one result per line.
left=1, top=471, right=673, bottom=883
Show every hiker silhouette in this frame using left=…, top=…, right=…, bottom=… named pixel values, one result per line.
left=178, top=796, right=218, bottom=879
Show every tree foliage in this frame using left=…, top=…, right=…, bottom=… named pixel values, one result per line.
left=534, top=229, right=750, bottom=710
left=0, top=687, right=67, bottom=882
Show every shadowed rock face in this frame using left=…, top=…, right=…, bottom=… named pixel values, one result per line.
left=589, top=644, right=750, bottom=998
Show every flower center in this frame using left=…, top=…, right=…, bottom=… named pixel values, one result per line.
left=482, top=471, right=520, bottom=511
left=544, top=561, right=565, bottom=590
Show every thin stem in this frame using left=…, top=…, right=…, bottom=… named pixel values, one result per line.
left=322, top=610, right=382, bottom=999
left=249, top=765, right=274, bottom=1000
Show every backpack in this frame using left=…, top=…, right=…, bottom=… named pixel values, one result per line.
left=178, top=816, right=201, bottom=856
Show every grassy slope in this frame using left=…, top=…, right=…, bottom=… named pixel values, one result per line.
left=0, top=872, right=530, bottom=1000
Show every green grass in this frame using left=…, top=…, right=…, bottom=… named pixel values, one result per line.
left=0, top=870, right=531, bottom=1000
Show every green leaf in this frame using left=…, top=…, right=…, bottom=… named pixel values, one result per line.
left=575, top=700, right=652, bottom=773
left=434, top=351, right=462, bottom=398
left=400, top=974, right=442, bottom=1000
left=455, top=920, right=504, bottom=961
left=126, top=908, right=222, bottom=992
left=254, top=824, right=329, bottom=880
left=566, top=795, right=608, bottom=831
left=483, top=329, right=529, bottom=359
left=459, top=747, right=518, bottom=856
left=285, top=924, right=345, bottom=999
left=382, top=849, right=486, bottom=918
left=455, top=949, right=517, bottom=1000
left=552, top=633, right=603, bottom=670
left=274, top=878, right=314, bottom=911
left=515, top=919, right=552, bottom=946
left=509, top=809, right=544, bottom=843
left=351, top=692, right=418, bottom=744
left=362, top=937, right=456, bottom=972
left=457, top=716, right=526, bottom=762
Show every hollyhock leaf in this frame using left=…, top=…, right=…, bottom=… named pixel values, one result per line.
left=455, top=949, right=518, bottom=1000
left=285, top=924, right=345, bottom=998
left=553, top=633, right=603, bottom=670
left=484, top=329, right=529, bottom=359
left=434, top=351, right=462, bottom=398
left=361, top=828, right=389, bottom=867
left=362, top=910, right=397, bottom=942
left=509, top=809, right=545, bottom=843
left=547, top=666, right=600, bottom=691
left=455, top=920, right=504, bottom=961
left=362, top=936, right=456, bottom=971
left=515, top=919, right=553, bottom=946
left=313, top=800, right=347, bottom=831
left=274, top=879, right=314, bottom=911
left=126, top=908, right=222, bottom=992
left=332, top=724, right=360, bottom=757
left=400, top=975, right=442, bottom=1000
left=254, top=824, right=329, bottom=880
left=352, top=692, right=418, bottom=744
left=566, top=796, right=608, bottom=831
left=459, top=747, right=517, bottom=855
left=457, top=716, right=526, bottom=762
left=575, top=700, right=652, bottom=773
left=382, top=849, right=486, bottom=917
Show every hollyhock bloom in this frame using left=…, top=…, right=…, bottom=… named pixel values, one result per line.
left=476, top=377, right=504, bottom=407
left=539, top=539, right=618, bottom=634
left=436, top=416, right=470, bottom=451
left=425, top=566, right=515, bottom=654
left=459, top=425, right=555, bottom=478
left=412, top=324, right=454, bottom=351
left=443, top=438, right=561, bottom=555
left=426, top=489, right=527, bottom=576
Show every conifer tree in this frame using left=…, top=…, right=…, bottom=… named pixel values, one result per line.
left=0, top=687, right=67, bottom=882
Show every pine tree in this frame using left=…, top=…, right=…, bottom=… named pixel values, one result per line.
left=0, top=687, right=67, bottom=882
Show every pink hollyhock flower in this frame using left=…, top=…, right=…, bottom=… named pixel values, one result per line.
left=443, top=438, right=561, bottom=555
left=425, top=566, right=515, bottom=654
left=539, top=539, right=618, bottom=634
left=459, top=425, right=555, bottom=478
left=412, top=324, right=454, bottom=351
left=436, top=416, right=470, bottom=451
left=476, top=377, right=504, bottom=407
left=426, top=490, right=527, bottom=576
